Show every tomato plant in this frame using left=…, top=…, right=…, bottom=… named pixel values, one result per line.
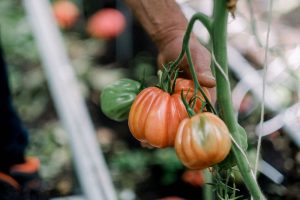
left=87, top=8, right=126, bottom=39
left=167, top=2, right=263, bottom=196
left=175, top=112, right=231, bottom=170
left=52, top=0, right=79, bottom=29
left=128, top=78, right=210, bottom=148
left=101, top=78, right=141, bottom=122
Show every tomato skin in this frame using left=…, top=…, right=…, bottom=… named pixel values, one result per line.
left=128, top=78, right=210, bottom=148
left=101, top=79, right=141, bottom=122
left=175, top=112, right=231, bottom=170
left=52, top=0, right=79, bottom=29
left=87, top=8, right=126, bottom=39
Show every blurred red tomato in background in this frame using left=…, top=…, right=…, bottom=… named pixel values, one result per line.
left=87, top=8, right=126, bottom=39
left=181, top=170, right=205, bottom=187
left=52, top=0, right=79, bottom=29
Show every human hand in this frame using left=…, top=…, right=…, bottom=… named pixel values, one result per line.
left=123, top=0, right=215, bottom=96
left=157, top=31, right=215, bottom=88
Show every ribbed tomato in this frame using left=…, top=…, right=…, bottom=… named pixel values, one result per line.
left=175, top=112, right=231, bottom=170
left=128, top=78, right=210, bottom=148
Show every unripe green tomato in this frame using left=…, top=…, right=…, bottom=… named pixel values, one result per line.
left=100, top=78, right=141, bottom=122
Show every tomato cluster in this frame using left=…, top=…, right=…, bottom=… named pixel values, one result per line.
left=128, top=78, right=210, bottom=148
left=101, top=77, right=232, bottom=170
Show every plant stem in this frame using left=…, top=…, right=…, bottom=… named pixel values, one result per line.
left=203, top=169, right=213, bottom=200
left=186, top=47, right=216, bottom=114
left=212, top=0, right=263, bottom=199
left=170, top=13, right=212, bottom=71
left=175, top=13, right=215, bottom=114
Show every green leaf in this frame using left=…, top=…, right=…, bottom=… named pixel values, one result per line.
left=237, top=125, right=248, bottom=151
left=218, top=124, right=248, bottom=170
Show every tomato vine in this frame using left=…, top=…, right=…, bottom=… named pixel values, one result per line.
left=170, top=0, right=264, bottom=199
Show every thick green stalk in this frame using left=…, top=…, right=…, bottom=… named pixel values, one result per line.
left=212, top=0, right=263, bottom=199
left=203, top=169, right=213, bottom=200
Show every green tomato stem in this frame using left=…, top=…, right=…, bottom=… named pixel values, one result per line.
left=203, top=169, right=213, bottom=200
left=212, top=0, right=263, bottom=199
left=178, top=12, right=214, bottom=200
left=181, top=90, right=196, bottom=117
left=170, top=13, right=212, bottom=71
left=174, top=13, right=216, bottom=114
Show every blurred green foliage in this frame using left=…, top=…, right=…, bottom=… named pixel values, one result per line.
left=0, top=0, right=183, bottom=197
left=0, top=0, right=38, bottom=63
left=110, top=147, right=183, bottom=189
left=0, top=0, right=48, bottom=122
left=0, top=0, right=78, bottom=195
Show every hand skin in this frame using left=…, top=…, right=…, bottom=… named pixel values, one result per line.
left=124, top=0, right=216, bottom=98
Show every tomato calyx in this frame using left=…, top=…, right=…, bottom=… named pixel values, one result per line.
left=158, top=63, right=181, bottom=94
left=180, top=88, right=209, bottom=118
left=158, top=62, right=212, bottom=116
left=156, top=59, right=215, bottom=116
left=181, top=90, right=196, bottom=117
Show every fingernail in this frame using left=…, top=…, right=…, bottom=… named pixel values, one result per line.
left=201, top=70, right=215, bottom=80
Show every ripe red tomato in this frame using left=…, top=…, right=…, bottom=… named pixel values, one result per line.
left=52, top=0, right=79, bottom=29
left=128, top=78, right=210, bottom=148
left=175, top=112, right=231, bottom=170
left=87, top=8, right=126, bottom=39
left=181, top=170, right=205, bottom=187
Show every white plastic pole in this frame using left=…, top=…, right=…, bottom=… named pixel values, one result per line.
left=22, top=0, right=117, bottom=199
